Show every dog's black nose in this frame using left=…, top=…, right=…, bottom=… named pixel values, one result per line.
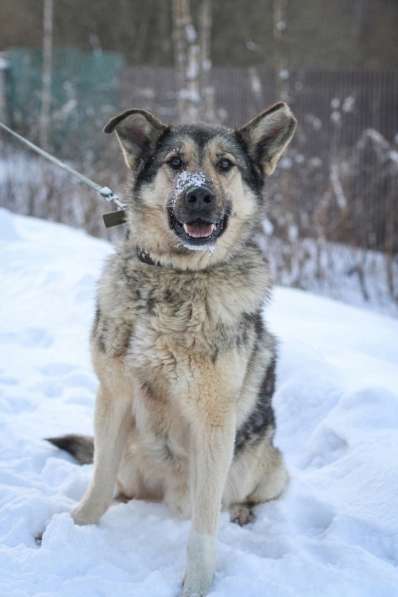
left=184, top=187, right=215, bottom=212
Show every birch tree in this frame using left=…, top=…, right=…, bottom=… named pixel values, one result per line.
left=172, top=0, right=214, bottom=124
left=198, top=0, right=215, bottom=122
left=273, top=0, right=289, bottom=101
left=39, top=0, right=53, bottom=148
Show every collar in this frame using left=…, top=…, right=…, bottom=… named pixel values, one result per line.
left=136, top=247, right=163, bottom=267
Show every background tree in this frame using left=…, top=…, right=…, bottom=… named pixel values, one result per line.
left=39, top=0, right=53, bottom=149
left=172, top=0, right=214, bottom=123
left=273, top=0, right=289, bottom=101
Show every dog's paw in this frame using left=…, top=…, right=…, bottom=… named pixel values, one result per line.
left=181, top=573, right=213, bottom=597
left=229, top=503, right=256, bottom=526
left=71, top=502, right=106, bottom=526
left=182, top=531, right=216, bottom=597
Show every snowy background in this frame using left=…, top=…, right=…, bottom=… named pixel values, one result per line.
left=1, top=207, right=397, bottom=596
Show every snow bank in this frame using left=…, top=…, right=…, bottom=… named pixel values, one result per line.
left=0, top=209, right=397, bottom=596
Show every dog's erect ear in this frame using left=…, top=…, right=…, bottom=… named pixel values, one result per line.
left=237, top=102, right=297, bottom=176
left=104, top=109, right=167, bottom=170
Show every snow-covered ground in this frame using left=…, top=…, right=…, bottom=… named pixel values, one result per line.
left=0, top=208, right=397, bottom=597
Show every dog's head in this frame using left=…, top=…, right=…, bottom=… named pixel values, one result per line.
left=105, top=103, right=296, bottom=267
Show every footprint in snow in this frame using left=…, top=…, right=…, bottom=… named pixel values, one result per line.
left=63, top=372, right=97, bottom=391
left=0, top=395, right=34, bottom=413
left=0, top=375, right=18, bottom=386
left=302, top=427, right=348, bottom=469
left=41, top=364, right=96, bottom=393
left=291, top=495, right=335, bottom=537
left=40, top=363, right=77, bottom=376
left=0, top=328, right=53, bottom=348
left=341, top=387, right=398, bottom=429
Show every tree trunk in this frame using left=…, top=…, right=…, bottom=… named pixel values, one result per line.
left=0, top=52, right=10, bottom=125
left=198, top=0, right=215, bottom=122
left=172, top=0, right=214, bottom=124
left=172, top=0, right=200, bottom=123
left=39, top=0, right=53, bottom=148
left=273, top=0, right=289, bottom=101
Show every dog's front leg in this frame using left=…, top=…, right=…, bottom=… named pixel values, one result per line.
left=182, top=374, right=236, bottom=597
left=72, top=383, right=132, bottom=525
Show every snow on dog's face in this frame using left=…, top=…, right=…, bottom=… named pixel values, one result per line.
left=104, top=105, right=296, bottom=266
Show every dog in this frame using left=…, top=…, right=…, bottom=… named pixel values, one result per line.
left=47, top=102, right=296, bottom=596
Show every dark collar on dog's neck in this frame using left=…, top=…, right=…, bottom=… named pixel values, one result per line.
left=136, top=247, right=163, bottom=267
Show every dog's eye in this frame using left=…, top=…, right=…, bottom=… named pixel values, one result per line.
left=217, top=158, right=234, bottom=173
left=168, top=156, right=184, bottom=171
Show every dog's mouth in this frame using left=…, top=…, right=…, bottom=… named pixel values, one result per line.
left=183, top=222, right=216, bottom=238
left=168, top=209, right=229, bottom=247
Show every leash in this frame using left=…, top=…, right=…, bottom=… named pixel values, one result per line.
left=0, top=121, right=127, bottom=228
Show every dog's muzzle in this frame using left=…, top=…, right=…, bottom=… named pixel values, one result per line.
left=168, top=185, right=229, bottom=248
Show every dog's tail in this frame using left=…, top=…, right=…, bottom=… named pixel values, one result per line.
left=46, top=434, right=94, bottom=465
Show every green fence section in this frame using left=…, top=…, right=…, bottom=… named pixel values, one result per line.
left=6, top=48, right=124, bottom=158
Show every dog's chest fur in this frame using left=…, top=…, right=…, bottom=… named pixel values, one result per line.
left=97, top=244, right=269, bottom=359
left=93, top=242, right=274, bottom=464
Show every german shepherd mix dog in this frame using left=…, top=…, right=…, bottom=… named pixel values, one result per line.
left=48, top=102, right=296, bottom=596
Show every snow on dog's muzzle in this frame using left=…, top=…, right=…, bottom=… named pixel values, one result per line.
left=169, top=170, right=229, bottom=248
